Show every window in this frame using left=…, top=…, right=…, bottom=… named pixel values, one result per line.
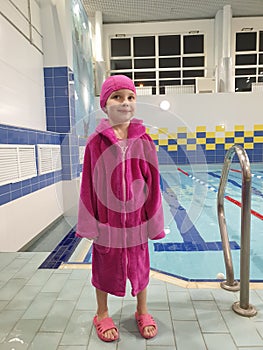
left=159, top=35, right=180, bottom=55
left=110, top=59, right=132, bottom=70
left=133, top=36, right=155, bottom=57
left=235, top=31, right=263, bottom=92
left=183, top=35, right=204, bottom=54
left=134, top=59, right=155, bottom=69
left=236, top=32, right=256, bottom=51
left=111, top=38, right=131, bottom=56
left=159, top=57, right=180, bottom=68
left=110, top=33, right=205, bottom=94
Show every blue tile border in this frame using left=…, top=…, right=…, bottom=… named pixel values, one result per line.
left=0, top=122, right=81, bottom=205
left=0, top=170, right=62, bottom=206
left=44, top=66, right=75, bottom=134
left=157, top=145, right=263, bottom=164
left=38, top=227, right=81, bottom=269
left=154, top=241, right=240, bottom=252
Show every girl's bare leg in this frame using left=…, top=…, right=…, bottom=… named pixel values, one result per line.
left=95, top=288, right=118, bottom=340
left=136, top=287, right=156, bottom=338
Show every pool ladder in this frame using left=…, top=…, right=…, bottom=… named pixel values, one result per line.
left=217, top=144, right=257, bottom=317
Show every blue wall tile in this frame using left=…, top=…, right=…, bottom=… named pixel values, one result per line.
left=0, top=193, right=11, bottom=206
left=54, top=66, right=68, bottom=76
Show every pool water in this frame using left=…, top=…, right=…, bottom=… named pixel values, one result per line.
left=149, top=163, right=263, bottom=281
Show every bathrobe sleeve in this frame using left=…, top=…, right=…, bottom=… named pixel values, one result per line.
left=143, top=136, right=165, bottom=240
left=76, top=142, right=98, bottom=240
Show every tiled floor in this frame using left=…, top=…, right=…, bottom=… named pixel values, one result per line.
left=1, top=252, right=263, bottom=349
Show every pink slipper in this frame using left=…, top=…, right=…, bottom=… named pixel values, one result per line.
left=135, top=312, right=158, bottom=339
left=93, top=315, right=119, bottom=342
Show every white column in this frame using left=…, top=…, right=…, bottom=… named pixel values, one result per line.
left=222, top=4, right=234, bottom=92
left=214, top=9, right=223, bottom=92
left=40, top=0, right=73, bottom=68
left=214, top=5, right=234, bottom=92
left=94, top=11, right=106, bottom=95
left=222, top=5, right=232, bottom=58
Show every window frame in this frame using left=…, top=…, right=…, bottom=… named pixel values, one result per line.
left=234, top=30, right=263, bottom=92
left=109, top=33, right=206, bottom=93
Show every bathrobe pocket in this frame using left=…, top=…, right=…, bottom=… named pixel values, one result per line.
left=94, top=222, right=111, bottom=254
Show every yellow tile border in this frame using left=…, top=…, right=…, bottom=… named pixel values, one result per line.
left=206, top=144, right=216, bottom=150
left=244, top=131, right=254, bottom=137
left=159, top=139, right=168, bottom=145
left=59, top=264, right=263, bottom=289
left=168, top=133, right=177, bottom=139
left=244, top=143, right=254, bottom=149
left=187, top=132, right=196, bottom=138
left=150, top=271, right=263, bottom=289
left=196, top=126, right=206, bottom=132
left=225, top=131, right=234, bottom=137
left=254, top=136, right=263, bottom=143
left=216, top=125, right=225, bottom=132
left=177, top=127, right=187, bottom=133
left=177, top=139, right=187, bottom=145
left=186, top=144, right=196, bottom=151
left=234, top=125, right=245, bottom=131
left=196, top=138, right=206, bottom=144
left=158, top=127, right=168, bottom=134
left=59, top=263, right=92, bottom=270
left=225, top=143, right=234, bottom=149
left=234, top=137, right=244, bottom=143
left=168, top=145, right=178, bottom=151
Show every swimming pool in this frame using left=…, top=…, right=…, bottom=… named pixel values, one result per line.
left=41, top=162, right=263, bottom=282
left=149, top=163, right=263, bottom=282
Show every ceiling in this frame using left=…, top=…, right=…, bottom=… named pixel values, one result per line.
left=81, top=0, right=263, bottom=24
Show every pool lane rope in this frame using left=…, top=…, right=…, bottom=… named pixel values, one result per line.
left=230, top=168, right=263, bottom=179
left=177, top=167, right=263, bottom=221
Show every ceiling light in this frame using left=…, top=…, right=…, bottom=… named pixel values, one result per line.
left=241, top=27, right=253, bottom=31
left=159, top=100, right=170, bottom=111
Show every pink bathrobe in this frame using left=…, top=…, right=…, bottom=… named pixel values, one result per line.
left=77, top=118, right=165, bottom=296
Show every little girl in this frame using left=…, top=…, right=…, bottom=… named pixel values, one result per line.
left=77, top=75, right=165, bottom=342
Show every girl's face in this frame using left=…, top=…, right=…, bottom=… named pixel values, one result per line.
left=104, top=89, right=136, bottom=125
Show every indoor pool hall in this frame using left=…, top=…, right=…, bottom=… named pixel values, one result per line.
left=1, top=0, right=263, bottom=349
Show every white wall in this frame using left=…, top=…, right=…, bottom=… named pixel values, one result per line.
left=40, top=0, right=73, bottom=68
left=0, top=183, right=64, bottom=251
left=62, top=178, right=80, bottom=217
left=94, top=92, right=263, bottom=132
left=0, top=1, right=46, bottom=130
left=0, top=1, right=74, bottom=252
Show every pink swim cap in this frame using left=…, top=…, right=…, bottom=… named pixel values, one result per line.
left=100, top=75, right=136, bottom=109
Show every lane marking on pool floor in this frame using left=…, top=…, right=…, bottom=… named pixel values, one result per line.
left=230, top=168, right=263, bottom=179
left=159, top=177, right=240, bottom=252
left=208, top=171, right=263, bottom=199
left=177, top=167, right=263, bottom=221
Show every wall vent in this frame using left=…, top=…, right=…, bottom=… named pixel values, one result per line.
left=0, top=145, right=37, bottom=186
left=37, top=145, right=62, bottom=175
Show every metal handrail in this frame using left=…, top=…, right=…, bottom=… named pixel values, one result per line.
left=217, top=144, right=257, bottom=317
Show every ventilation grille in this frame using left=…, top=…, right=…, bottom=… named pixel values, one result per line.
left=37, top=145, right=62, bottom=175
left=0, top=145, right=37, bottom=186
